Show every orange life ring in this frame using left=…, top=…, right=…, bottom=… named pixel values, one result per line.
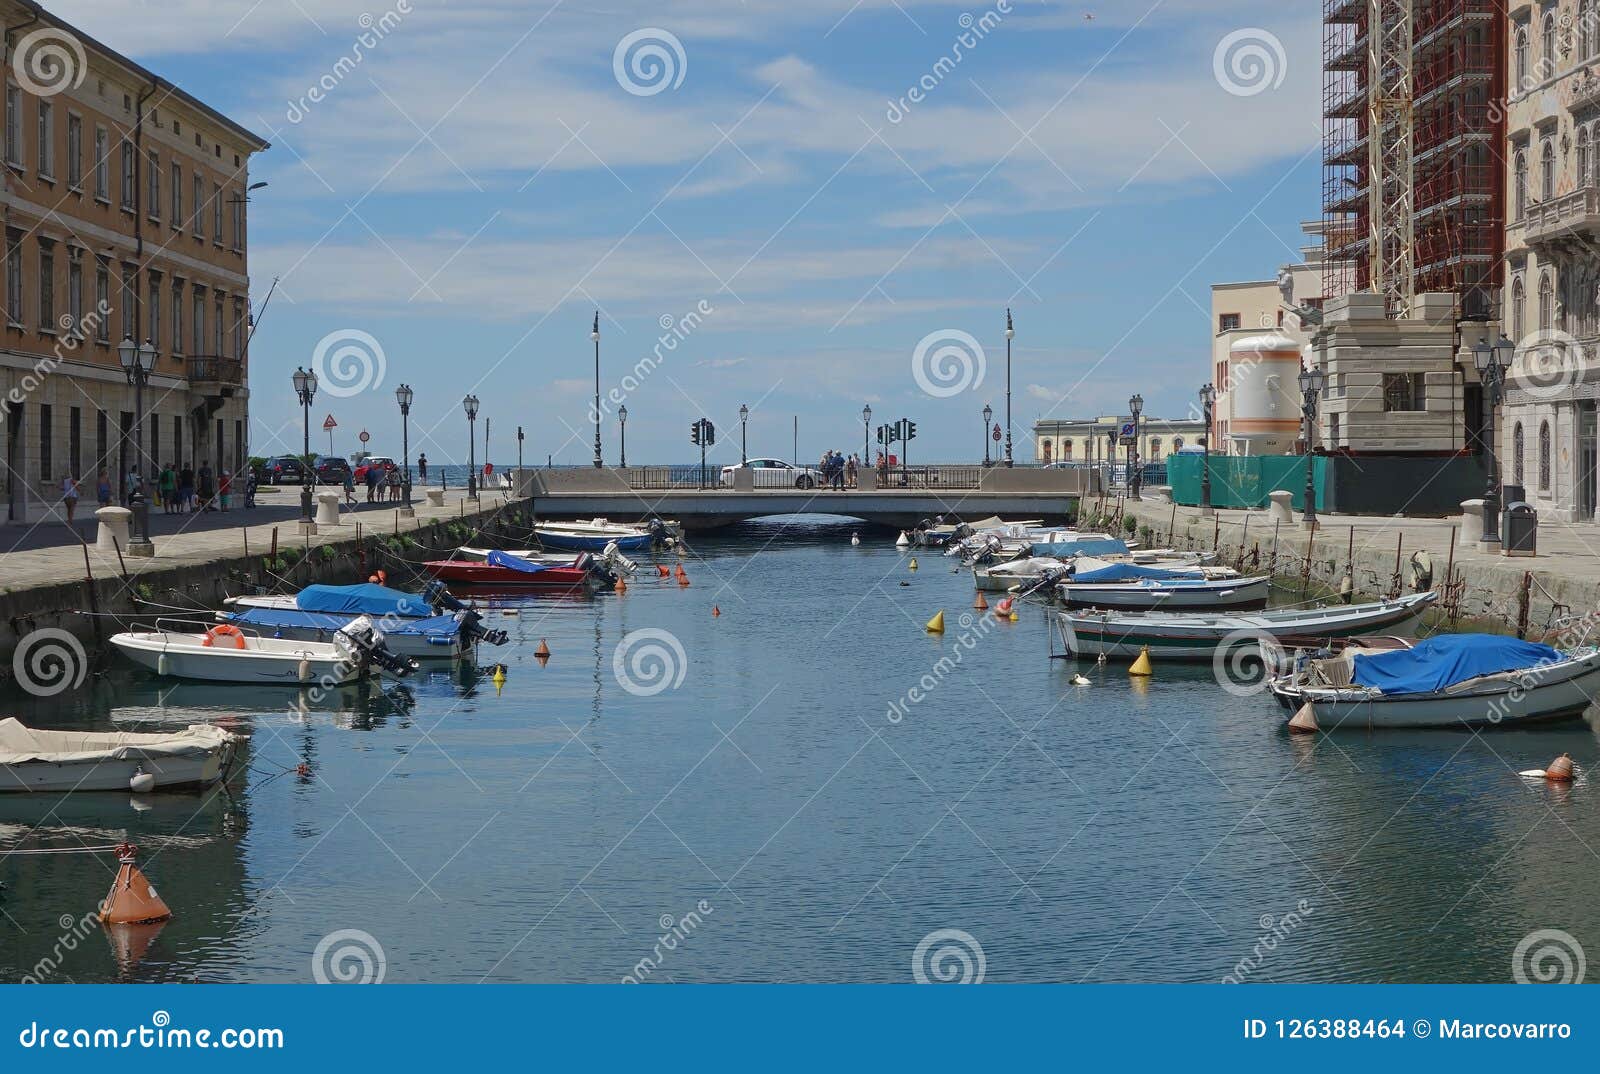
left=203, top=624, right=248, bottom=649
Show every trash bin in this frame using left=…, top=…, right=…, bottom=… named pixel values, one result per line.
left=1504, top=501, right=1537, bottom=558
left=1499, top=483, right=1525, bottom=541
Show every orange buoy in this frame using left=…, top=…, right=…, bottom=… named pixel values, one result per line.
left=369, top=574, right=380, bottom=583
left=99, top=844, right=172, bottom=925
left=677, top=566, right=690, bottom=587
left=657, top=564, right=671, bottom=577
left=712, top=605, right=721, bottom=617
left=1287, top=703, right=1319, bottom=735
left=615, top=577, right=627, bottom=593
left=994, top=597, right=1014, bottom=616
left=535, top=639, right=551, bottom=658
left=375, top=570, right=386, bottom=584
left=1545, top=753, right=1575, bottom=782
left=973, top=591, right=989, bottom=610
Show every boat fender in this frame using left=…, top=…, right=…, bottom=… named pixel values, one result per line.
left=129, top=766, right=156, bottom=793
left=298, top=659, right=312, bottom=683
left=157, top=654, right=169, bottom=677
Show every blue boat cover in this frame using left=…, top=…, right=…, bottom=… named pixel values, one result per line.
left=295, top=583, right=433, bottom=617
left=231, top=607, right=462, bottom=638
left=1351, top=634, right=1563, bottom=695
left=487, top=550, right=553, bottom=574
left=1072, top=562, right=1206, bottom=584
left=1028, top=538, right=1131, bottom=559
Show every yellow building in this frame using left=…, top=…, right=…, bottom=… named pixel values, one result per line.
left=2, top=0, right=268, bottom=520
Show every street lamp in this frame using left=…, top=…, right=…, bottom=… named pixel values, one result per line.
left=292, top=365, right=318, bottom=533
left=862, top=404, right=872, bottom=469
left=395, top=383, right=414, bottom=517
left=464, top=393, right=480, bottom=499
left=1199, top=383, right=1216, bottom=515
left=618, top=404, right=628, bottom=469
left=1298, top=366, right=1326, bottom=526
left=1004, top=309, right=1015, bottom=466
left=1128, top=392, right=1144, bottom=501
left=740, top=403, right=749, bottom=465
left=1473, top=334, right=1516, bottom=548
left=1105, top=425, right=1117, bottom=495
left=118, top=336, right=158, bottom=555
left=591, top=312, right=603, bottom=469
left=983, top=403, right=993, bottom=465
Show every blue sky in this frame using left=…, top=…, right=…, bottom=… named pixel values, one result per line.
left=57, top=0, right=1323, bottom=466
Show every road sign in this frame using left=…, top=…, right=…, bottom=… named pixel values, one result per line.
left=992, top=423, right=1002, bottom=442
left=1119, top=421, right=1136, bottom=443
left=323, top=414, right=337, bottom=431
left=358, top=429, right=370, bottom=444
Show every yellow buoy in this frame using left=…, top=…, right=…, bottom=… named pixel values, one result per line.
left=925, top=610, right=945, bottom=633
left=1128, top=646, right=1153, bottom=676
left=908, top=558, right=918, bottom=571
left=492, top=664, right=507, bottom=690
left=1008, top=610, right=1019, bottom=622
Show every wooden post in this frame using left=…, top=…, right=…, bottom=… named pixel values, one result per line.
left=112, top=535, right=128, bottom=577
left=1300, top=521, right=1316, bottom=597
left=1516, top=572, right=1532, bottom=639
left=1442, top=525, right=1457, bottom=626
left=81, top=543, right=101, bottom=641
left=1167, top=502, right=1176, bottom=547
left=1270, top=518, right=1281, bottom=580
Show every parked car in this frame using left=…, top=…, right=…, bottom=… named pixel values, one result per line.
left=261, top=456, right=308, bottom=485
left=314, top=455, right=353, bottom=484
left=353, top=455, right=397, bottom=484
left=719, top=457, right=826, bottom=489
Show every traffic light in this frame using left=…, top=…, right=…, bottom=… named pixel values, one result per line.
left=702, top=419, right=715, bottom=446
left=690, top=421, right=701, bottom=446
left=876, top=425, right=885, bottom=445
left=905, top=421, right=917, bottom=442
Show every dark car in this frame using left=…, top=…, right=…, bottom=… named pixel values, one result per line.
left=262, top=455, right=308, bottom=485
left=314, top=455, right=353, bottom=484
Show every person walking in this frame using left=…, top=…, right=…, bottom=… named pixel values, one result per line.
left=178, top=462, right=195, bottom=513
left=198, top=463, right=215, bottom=512
left=159, top=462, right=177, bottom=514
left=60, top=473, right=80, bottom=523
left=343, top=468, right=357, bottom=507
left=218, top=469, right=232, bottom=512
left=845, top=454, right=858, bottom=489
left=125, top=465, right=141, bottom=505
left=417, top=453, right=428, bottom=483
left=96, top=468, right=113, bottom=508
left=365, top=462, right=380, bottom=503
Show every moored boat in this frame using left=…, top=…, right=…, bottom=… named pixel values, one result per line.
left=533, top=518, right=674, bottom=552
left=423, top=550, right=603, bottom=590
left=1053, top=559, right=1270, bottom=610
left=217, top=607, right=482, bottom=659
left=0, top=718, right=241, bottom=793
left=111, top=616, right=417, bottom=685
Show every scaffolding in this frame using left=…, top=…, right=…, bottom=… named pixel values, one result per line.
left=1322, top=0, right=1504, bottom=317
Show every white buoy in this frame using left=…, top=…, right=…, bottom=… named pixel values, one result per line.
left=895, top=530, right=911, bottom=547
left=1096, top=653, right=1107, bottom=666
left=851, top=532, right=861, bottom=546
left=129, top=768, right=155, bottom=793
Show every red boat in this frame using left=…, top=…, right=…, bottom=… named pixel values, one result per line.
left=422, top=551, right=603, bottom=591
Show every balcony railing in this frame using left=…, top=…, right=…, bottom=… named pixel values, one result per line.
left=187, top=355, right=245, bottom=388
left=1522, top=185, right=1600, bottom=247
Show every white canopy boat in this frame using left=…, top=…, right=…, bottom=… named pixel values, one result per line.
left=1056, top=592, right=1438, bottom=660
left=977, top=548, right=1218, bottom=593
left=111, top=617, right=416, bottom=685
left=1053, top=558, right=1269, bottom=610
left=0, top=718, right=240, bottom=793
left=1269, top=633, right=1600, bottom=730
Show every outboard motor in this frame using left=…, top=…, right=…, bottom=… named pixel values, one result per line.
left=335, top=616, right=419, bottom=678
left=600, top=540, right=638, bottom=576
left=423, top=578, right=462, bottom=612
left=457, top=609, right=508, bottom=648
left=1016, top=566, right=1070, bottom=599
left=647, top=518, right=671, bottom=549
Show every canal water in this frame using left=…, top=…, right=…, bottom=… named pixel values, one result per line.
left=2, top=518, right=1596, bottom=983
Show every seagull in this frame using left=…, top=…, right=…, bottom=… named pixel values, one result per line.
left=851, top=532, right=861, bottom=545
left=1071, top=673, right=1091, bottom=685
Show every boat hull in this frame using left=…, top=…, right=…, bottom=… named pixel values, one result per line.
left=216, top=619, right=464, bottom=660
left=1058, top=576, right=1271, bottom=611
left=1, top=750, right=234, bottom=793
left=112, top=635, right=364, bottom=684
left=535, top=530, right=652, bottom=552
left=423, top=561, right=596, bottom=590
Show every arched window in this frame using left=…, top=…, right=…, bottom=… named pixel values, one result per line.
left=1516, top=25, right=1530, bottom=86
left=1062, top=439, right=1073, bottom=459
left=1540, top=271, right=1554, bottom=330
left=1543, top=10, right=1557, bottom=68
left=1539, top=420, right=1552, bottom=491
left=1040, top=439, right=1053, bottom=462
left=1580, top=127, right=1592, bottom=188
left=1150, top=437, right=1162, bottom=459
left=1541, top=139, right=1556, bottom=201
left=1172, top=436, right=1185, bottom=451
left=1514, top=422, right=1526, bottom=486
left=1512, top=276, right=1526, bottom=340
left=1515, top=150, right=1529, bottom=217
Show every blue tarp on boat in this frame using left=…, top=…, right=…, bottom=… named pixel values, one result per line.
left=294, top=583, right=433, bottom=617
left=487, top=550, right=553, bottom=574
left=230, top=607, right=462, bottom=638
left=1351, top=633, right=1564, bottom=695
left=1071, top=562, right=1206, bottom=584
left=1027, top=538, right=1130, bottom=559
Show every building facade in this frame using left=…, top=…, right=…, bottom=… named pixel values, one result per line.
left=1500, top=0, right=1600, bottom=522
left=2, top=0, right=267, bottom=520
left=1033, top=415, right=1206, bottom=471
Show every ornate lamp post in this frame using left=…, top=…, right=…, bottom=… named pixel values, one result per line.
left=464, top=393, right=480, bottom=499
left=1199, top=383, right=1216, bottom=515
left=1473, top=334, right=1516, bottom=548
left=1105, top=425, right=1117, bottom=495
left=983, top=403, right=993, bottom=465
left=1128, top=392, right=1144, bottom=501
left=591, top=312, right=603, bottom=468
left=395, top=383, right=414, bottom=517
left=618, top=404, right=628, bottom=469
left=862, top=404, right=872, bottom=468
left=1298, top=366, right=1326, bottom=526
left=740, top=403, right=749, bottom=465
left=1004, top=309, right=1015, bottom=466
left=292, top=365, right=318, bottom=533
left=118, top=336, right=158, bottom=555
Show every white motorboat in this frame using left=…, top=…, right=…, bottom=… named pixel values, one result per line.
left=458, top=542, right=638, bottom=574
left=533, top=518, right=677, bottom=552
left=110, top=617, right=416, bottom=685
left=976, top=548, right=1216, bottom=592
left=1056, top=592, right=1438, bottom=660
left=1053, top=559, right=1270, bottom=610
left=1269, top=633, right=1600, bottom=730
left=0, top=718, right=240, bottom=793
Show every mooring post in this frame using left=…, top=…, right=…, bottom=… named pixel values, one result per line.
left=1516, top=572, right=1532, bottom=639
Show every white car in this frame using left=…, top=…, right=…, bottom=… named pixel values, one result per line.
left=719, top=457, right=827, bottom=489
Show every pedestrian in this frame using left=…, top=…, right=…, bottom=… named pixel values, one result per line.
left=245, top=468, right=258, bottom=509
left=125, top=465, right=141, bottom=505
left=60, top=473, right=80, bottom=523
left=218, top=469, right=232, bottom=512
left=846, top=454, right=858, bottom=489
left=876, top=451, right=888, bottom=483
left=343, top=468, right=357, bottom=507
left=831, top=451, right=844, bottom=491
left=96, top=468, right=113, bottom=507
left=365, top=462, right=380, bottom=503
left=159, top=462, right=177, bottom=514
left=386, top=464, right=400, bottom=502
left=178, top=462, right=195, bottom=513
left=417, top=453, right=428, bottom=482
left=198, top=463, right=215, bottom=512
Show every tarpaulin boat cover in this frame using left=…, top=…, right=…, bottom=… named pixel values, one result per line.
left=1351, top=634, right=1564, bottom=695
left=487, top=550, right=554, bottom=574
left=0, top=718, right=236, bottom=764
left=1028, top=538, right=1130, bottom=559
left=294, top=583, right=433, bottom=617
left=1072, top=562, right=1206, bottom=584
left=230, top=607, right=461, bottom=638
